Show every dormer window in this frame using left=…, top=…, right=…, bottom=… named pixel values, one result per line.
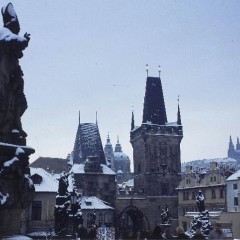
left=31, top=174, right=43, bottom=184
left=85, top=201, right=92, bottom=206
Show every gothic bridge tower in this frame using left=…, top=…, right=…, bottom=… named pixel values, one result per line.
left=130, top=75, right=183, bottom=196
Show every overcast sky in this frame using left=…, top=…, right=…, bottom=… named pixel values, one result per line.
left=2, top=0, right=240, bottom=168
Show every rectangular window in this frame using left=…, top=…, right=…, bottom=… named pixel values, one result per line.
left=211, top=189, right=216, bottom=199
left=192, top=191, right=195, bottom=200
left=104, top=183, right=109, bottom=191
left=31, top=201, right=42, bottom=220
left=219, top=189, right=224, bottom=198
left=88, top=182, right=94, bottom=190
left=234, top=197, right=238, bottom=206
left=233, top=183, right=238, bottom=190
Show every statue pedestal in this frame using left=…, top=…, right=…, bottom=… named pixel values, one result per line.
left=0, top=142, right=35, bottom=236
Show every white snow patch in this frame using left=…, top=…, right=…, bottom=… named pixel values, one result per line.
left=15, top=147, right=25, bottom=156
left=3, top=157, right=19, bottom=167
left=0, top=192, right=9, bottom=205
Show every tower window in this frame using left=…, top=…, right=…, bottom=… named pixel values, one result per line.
left=233, top=183, right=238, bottom=190
left=138, top=163, right=141, bottom=174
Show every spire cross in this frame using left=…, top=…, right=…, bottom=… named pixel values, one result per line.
left=178, top=95, right=180, bottom=104
left=146, top=64, right=149, bottom=77
left=158, top=65, right=161, bottom=78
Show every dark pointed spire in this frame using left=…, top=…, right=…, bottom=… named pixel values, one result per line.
left=229, top=135, right=234, bottom=149
left=236, top=137, right=240, bottom=150
left=79, top=111, right=81, bottom=125
left=177, top=96, right=182, bottom=126
left=115, top=136, right=122, bottom=152
left=142, top=75, right=167, bottom=125
left=131, top=109, right=135, bottom=131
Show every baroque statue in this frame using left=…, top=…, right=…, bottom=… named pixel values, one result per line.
left=0, top=2, right=30, bottom=145
left=0, top=3, right=35, bottom=236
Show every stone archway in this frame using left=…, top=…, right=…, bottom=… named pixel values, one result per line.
left=116, top=205, right=150, bottom=239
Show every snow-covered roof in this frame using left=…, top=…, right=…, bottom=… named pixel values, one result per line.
left=182, top=158, right=237, bottom=171
left=117, top=169, right=123, bottom=174
left=125, top=178, right=134, bottom=187
left=80, top=196, right=113, bottom=210
left=226, top=169, right=240, bottom=181
left=30, top=167, right=58, bottom=193
left=71, top=163, right=116, bottom=175
left=166, top=122, right=180, bottom=127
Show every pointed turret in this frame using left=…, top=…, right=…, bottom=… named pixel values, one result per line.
left=236, top=137, right=240, bottom=150
left=177, top=97, right=182, bottom=126
left=142, top=76, right=167, bottom=125
left=115, top=136, right=122, bottom=152
left=229, top=135, right=234, bottom=149
left=131, top=110, right=135, bottom=131
left=228, top=135, right=235, bottom=158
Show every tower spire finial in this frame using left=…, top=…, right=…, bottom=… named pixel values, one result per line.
left=177, top=96, right=182, bottom=126
left=131, top=106, right=135, bottom=131
left=158, top=65, right=161, bottom=78
left=146, top=64, right=149, bottom=77
left=96, top=111, right=98, bottom=126
left=79, top=110, right=81, bottom=125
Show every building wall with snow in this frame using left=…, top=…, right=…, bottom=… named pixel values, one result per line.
left=226, top=170, right=240, bottom=212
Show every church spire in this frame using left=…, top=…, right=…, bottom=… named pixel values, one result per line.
left=115, top=136, right=122, bottom=152
left=229, top=135, right=234, bottom=150
left=142, top=74, right=167, bottom=125
left=131, top=110, right=135, bottom=131
left=79, top=110, right=81, bottom=125
left=236, top=137, right=240, bottom=150
left=106, top=132, right=111, bottom=144
left=177, top=96, right=182, bottom=126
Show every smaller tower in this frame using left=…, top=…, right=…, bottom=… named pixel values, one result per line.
left=177, top=96, right=182, bottom=132
left=131, top=110, right=135, bottom=131
left=104, top=134, right=114, bottom=169
left=236, top=137, right=240, bottom=150
left=228, top=135, right=235, bottom=158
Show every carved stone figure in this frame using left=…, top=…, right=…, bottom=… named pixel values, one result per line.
left=58, top=172, right=69, bottom=196
left=0, top=3, right=30, bottom=145
left=0, top=3, right=34, bottom=236
left=196, top=190, right=205, bottom=212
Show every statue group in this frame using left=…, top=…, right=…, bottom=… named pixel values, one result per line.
left=0, top=3, right=35, bottom=236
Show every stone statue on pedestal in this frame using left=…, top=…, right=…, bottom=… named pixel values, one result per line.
left=0, top=3, right=30, bottom=145
left=0, top=3, right=35, bottom=236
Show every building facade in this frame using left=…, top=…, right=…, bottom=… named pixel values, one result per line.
left=177, top=162, right=227, bottom=230
left=71, top=156, right=116, bottom=206
left=226, top=169, right=240, bottom=212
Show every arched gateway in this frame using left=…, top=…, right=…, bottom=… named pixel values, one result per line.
left=116, top=205, right=150, bottom=239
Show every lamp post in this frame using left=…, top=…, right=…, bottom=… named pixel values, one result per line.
left=71, top=189, right=78, bottom=238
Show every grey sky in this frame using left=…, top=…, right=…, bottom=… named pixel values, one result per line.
left=2, top=0, right=240, bottom=167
